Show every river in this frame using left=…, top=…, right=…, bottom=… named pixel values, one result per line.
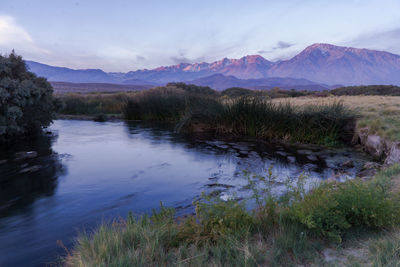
left=0, top=120, right=371, bottom=266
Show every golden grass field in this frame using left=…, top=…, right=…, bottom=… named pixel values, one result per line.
left=273, top=95, right=400, bottom=141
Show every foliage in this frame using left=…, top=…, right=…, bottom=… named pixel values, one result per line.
left=290, top=167, right=400, bottom=243
left=0, top=52, right=59, bottom=142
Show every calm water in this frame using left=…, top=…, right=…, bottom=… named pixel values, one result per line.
left=0, top=120, right=371, bottom=266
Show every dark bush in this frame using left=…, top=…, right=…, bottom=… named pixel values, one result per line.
left=0, top=52, right=59, bottom=142
left=331, top=85, right=400, bottom=96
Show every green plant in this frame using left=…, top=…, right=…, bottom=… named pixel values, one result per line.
left=290, top=178, right=400, bottom=243
left=0, top=52, right=59, bottom=142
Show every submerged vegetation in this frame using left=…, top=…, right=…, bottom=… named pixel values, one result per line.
left=65, top=165, right=400, bottom=266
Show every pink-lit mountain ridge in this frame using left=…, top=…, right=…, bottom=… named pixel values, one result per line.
left=26, top=43, right=400, bottom=90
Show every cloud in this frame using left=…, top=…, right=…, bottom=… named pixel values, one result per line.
left=0, top=15, right=32, bottom=45
left=273, top=41, right=294, bottom=50
left=257, top=41, right=295, bottom=55
left=346, top=28, right=400, bottom=55
left=136, top=55, right=146, bottom=61
left=169, top=51, right=205, bottom=65
left=0, top=15, right=49, bottom=54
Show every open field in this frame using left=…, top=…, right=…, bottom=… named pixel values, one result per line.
left=273, top=95, right=400, bottom=141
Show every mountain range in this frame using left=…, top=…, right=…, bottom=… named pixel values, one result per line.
left=26, top=43, right=400, bottom=91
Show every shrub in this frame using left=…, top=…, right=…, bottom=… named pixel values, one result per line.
left=0, top=52, right=59, bottom=142
left=290, top=179, right=400, bottom=243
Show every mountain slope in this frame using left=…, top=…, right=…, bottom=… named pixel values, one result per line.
left=187, top=74, right=331, bottom=90
left=26, top=61, right=121, bottom=83
left=26, top=43, right=400, bottom=87
left=267, top=43, right=400, bottom=85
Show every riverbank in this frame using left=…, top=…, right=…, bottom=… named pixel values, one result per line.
left=64, top=164, right=400, bottom=266
left=273, top=96, right=400, bottom=164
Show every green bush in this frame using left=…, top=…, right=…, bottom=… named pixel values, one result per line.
left=0, top=52, right=59, bottom=142
left=290, top=179, right=400, bottom=243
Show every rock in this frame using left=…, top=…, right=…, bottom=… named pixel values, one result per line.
left=15, top=151, right=38, bottom=160
left=206, top=183, right=234, bottom=189
left=385, top=142, right=400, bottom=165
left=287, top=156, right=296, bottom=163
left=362, top=161, right=381, bottom=170
left=357, top=161, right=381, bottom=179
left=365, top=135, right=385, bottom=159
left=354, top=127, right=400, bottom=165
left=342, top=160, right=354, bottom=168
left=19, top=165, right=42, bottom=173
left=275, top=151, right=288, bottom=157
left=306, top=155, right=318, bottom=161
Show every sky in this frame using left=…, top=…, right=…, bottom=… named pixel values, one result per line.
left=1, top=0, right=400, bottom=72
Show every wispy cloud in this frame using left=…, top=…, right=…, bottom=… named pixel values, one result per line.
left=0, top=15, right=49, bottom=54
left=169, top=51, right=206, bottom=65
left=345, top=28, right=400, bottom=55
left=273, top=41, right=294, bottom=50
left=258, top=41, right=295, bottom=55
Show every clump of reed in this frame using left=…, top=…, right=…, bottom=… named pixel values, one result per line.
left=57, top=93, right=134, bottom=115
left=123, top=87, right=187, bottom=121
left=213, top=97, right=356, bottom=146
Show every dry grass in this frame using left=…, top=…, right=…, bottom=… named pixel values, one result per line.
left=273, top=95, right=400, bottom=141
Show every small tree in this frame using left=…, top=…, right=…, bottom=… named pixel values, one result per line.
left=0, top=51, right=59, bottom=142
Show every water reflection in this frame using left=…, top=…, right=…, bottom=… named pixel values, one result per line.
left=0, top=135, right=64, bottom=218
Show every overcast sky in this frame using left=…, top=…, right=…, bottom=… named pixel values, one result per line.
left=1, top=0, right=400, bottom=71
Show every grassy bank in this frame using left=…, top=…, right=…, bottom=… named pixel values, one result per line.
left=65, top=165, right=400, bottom=266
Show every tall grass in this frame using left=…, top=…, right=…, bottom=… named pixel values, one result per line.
left=57, top=93, right=134, bottom=115
left=214, top=97, right=356, bottom=145
left=123, top=87, right=187, bottom=121
left=65, top=165, right=400, bottom=266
